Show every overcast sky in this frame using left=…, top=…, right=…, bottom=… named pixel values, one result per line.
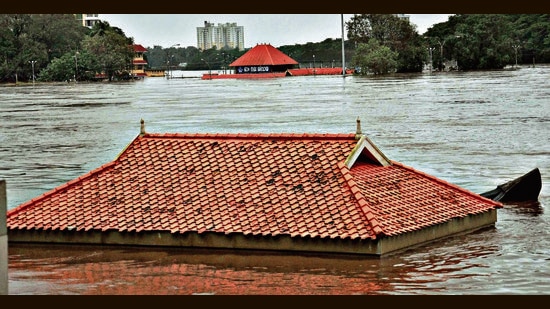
left=100, top=14, right=453, bottom=49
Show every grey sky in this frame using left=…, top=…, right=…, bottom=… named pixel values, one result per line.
left=100, top=14, right=453, bottom=49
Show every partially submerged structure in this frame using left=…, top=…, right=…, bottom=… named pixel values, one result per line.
left=202, top=43, right=353, bottom=80
left=7, top=119, right=502, bottom=256
left=130, top=44, right=148, bottom=78
left=230, top=43, right=298, bottom=75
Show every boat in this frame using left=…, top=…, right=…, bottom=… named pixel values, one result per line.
left=480, top=168, right=542, bottom=202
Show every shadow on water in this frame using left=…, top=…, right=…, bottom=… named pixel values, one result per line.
left=501, top=200, right=544, bottom=216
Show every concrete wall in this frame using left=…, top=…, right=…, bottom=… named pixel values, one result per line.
left=1, top=180, right=8, bottom=295
left=8, top=229, right=381, bottom=256
left=379, top=210, right=498, bottom=255
left=7, top=209, right=498, bottom=258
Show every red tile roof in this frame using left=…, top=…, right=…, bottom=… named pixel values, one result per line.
left=7, top=124, right=502, bottom=242
left=229, top=44, right=298, bottom=67
left=133, top=44, right=148, bottom=52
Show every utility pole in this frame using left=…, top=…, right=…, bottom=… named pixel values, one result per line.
left=341, top=14, right=346, bottom=77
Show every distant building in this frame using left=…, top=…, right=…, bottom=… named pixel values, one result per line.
left=395, top=14, right=410, bottom=21
left=75, top=14, right=102, bottom=28
left=131, top=44, right=148, bottom=78
left=197, top=21, right=244, bottom=51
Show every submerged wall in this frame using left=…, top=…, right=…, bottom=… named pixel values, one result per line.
left=7, top=209, right=498, bottom=258
left=379, top=210, right=498, bottom=255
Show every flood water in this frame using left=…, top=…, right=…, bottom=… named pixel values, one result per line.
left=1, top=67, right=548, bottom=294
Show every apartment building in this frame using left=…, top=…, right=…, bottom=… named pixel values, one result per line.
left=75, top=14, right=102, bottom=28
left=197, top=21, right=244, bottom=51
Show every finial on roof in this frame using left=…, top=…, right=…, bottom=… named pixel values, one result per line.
left=140, top=118, right=145, bottom=135
left=356, top=117, right=362, bottom=138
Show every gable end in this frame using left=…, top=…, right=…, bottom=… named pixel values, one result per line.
left=344, top=135, right=392, bottom=169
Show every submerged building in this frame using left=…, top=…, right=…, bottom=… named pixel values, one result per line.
left=130, top=44, right=148, bottom=78
left=202, top=43, right=352, bottom=79
left=229, top=43, right=298, bottom=75
left=6, top=119, right=502, bottom=256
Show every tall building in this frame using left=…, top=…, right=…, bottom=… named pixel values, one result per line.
left=197, top=21, right=245, bottom=51
left=75, top=14, right=102, bottom=28
left=395, top=14, right=410, bottom=22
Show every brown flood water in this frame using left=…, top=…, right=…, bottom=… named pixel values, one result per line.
left=1, top=67, right=549, bottom=294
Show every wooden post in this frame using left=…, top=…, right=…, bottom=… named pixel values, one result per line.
left=0, top=180, right=7, bottom=295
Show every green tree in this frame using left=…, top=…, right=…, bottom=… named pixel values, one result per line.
left=427, top=14, right=550, bottom=68
left=28, top=14, right=87, bottom=63
left=82, top=21, right=134, bottom=81
left=351, top=39, right=398, bottom=75
left=0, top=14, right=88, bottom=82
left=453, top=15, right=516, bottom=70
left=38, top=50, right=98, bottom=82
left=346, top=14, right=424, bottom=73
left=510, top=14, right=550, bottom=64
left=0, top=14, right=33, bottom=82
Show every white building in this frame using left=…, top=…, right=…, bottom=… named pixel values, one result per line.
left=75, top=14, right=102, bottom=28
left=395, top=14, right=410, bottom=21
left=197, top=21, right=245, bottom=51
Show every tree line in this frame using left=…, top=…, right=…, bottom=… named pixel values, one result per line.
left=345, top=14, right=550, bottom=74
left=2, top=14, right=549, bottom=83
left=0, top=14, right=134, bottom=83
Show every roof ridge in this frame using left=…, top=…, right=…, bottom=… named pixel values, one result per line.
left=338, top=162, right=385, bottom=237
left=391, top=161, right=504, bottom=208
left=143, top=132, right=356, bottom=141
left=6, top=161, right=117, bottom=217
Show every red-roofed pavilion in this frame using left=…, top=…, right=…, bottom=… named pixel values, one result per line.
left=229, top=43, right=298, bottom=74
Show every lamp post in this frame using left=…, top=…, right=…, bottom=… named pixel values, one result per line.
left=201, top=58, right=211, bottom=80
left=29, top=60, right=36, bottom=86
left=512, top=45, right=520, bottom=68
left=166, top=44, right=180, bottom=79
left=313, top=54, right=316, bottom=75
left=168, top=55, right=175, bottom=79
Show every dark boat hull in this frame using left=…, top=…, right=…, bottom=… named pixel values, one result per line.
left=480, top=168, right=542, bottom=202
